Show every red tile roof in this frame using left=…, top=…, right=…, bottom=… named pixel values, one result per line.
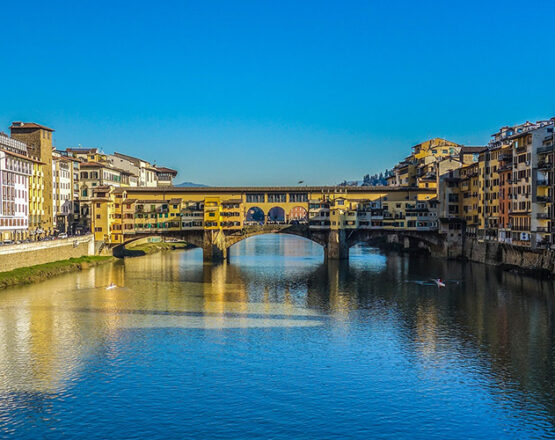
left=10, top=122, right=54, bottom=132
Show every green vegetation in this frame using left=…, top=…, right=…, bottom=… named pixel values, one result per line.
left=124, top=241, right=191, bottom=257
left=0, top=256, right=115, bottom=289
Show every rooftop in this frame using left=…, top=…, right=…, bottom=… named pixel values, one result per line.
left=0, top=147, right=43, bottom=164
left=460, top=146, right=487, bottom=154
left=66, top=147, right=99, bottom=154
left=0, top=132, right=28, bottom=153
left=10, top=121, right=54, bottom=132
left=114, top=152, right=150, bottom=166
left=155, top=166, right=178, bottom=175
left=113, top=185, right=437, bottom=194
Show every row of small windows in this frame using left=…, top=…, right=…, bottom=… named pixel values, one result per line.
left=245, top=193, right=308, bottom=203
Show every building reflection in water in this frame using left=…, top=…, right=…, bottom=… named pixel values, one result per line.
left=0, top=234, right=552, bottom=428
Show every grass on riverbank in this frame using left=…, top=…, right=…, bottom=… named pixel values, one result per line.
left=124, top=241, right=191, bottom=257
left=0, top=255, right=115, bottom=289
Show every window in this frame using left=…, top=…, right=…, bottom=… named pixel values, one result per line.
left=267, top=193, right=286, bottom=203
left=246, top=193, right=265, bottom=203
left=289, top=193, right=308, bottom=202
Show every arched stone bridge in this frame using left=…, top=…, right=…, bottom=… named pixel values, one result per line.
left=113, top=225, right=447, bottom=261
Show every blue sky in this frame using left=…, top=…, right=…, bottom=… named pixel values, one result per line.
left=1, top=0, right=554, bottom=186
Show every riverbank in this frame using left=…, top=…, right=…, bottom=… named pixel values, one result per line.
left=123, top=241, right=192, bottom=257
left=462, top=238, right=555, bottom=278
left=0, top=255, right=115, bottom=289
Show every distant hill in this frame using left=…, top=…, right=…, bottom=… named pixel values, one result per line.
left=175, top=181, right=209, bottom=187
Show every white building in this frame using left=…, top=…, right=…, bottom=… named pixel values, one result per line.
left=52, top=151, right=74, bottom=233
left=0, top=133, right=32, bottom=241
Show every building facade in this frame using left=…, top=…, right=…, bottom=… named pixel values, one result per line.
left=10, top=122, right=54, bottom=235
left=0, top=133, right=33, bottom=241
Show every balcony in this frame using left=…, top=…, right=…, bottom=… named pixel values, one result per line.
left=536, top=226, right=550, bottom=233
left=537, top=179, right=550, bottom=186
left=537, top=161, right=552, bottom=170
left=536, top=212, right=550, bottom=219
left=537, top=196, right=552, bottom=204
left=537, top=145, right=554, bottom=155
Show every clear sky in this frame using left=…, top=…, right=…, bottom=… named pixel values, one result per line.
left=1, top=0, right=554, bottom=186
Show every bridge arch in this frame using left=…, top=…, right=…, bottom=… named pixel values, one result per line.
left=267, top=206, right=286, bottom=224
left=246, top=206, right=265, bottom=224
left=289, top=206, right=308, bottom=222
left=111, top=232, right=205, bottom=258
left=346, top=229, right=441, bottom=255
left=225, top=225, right=328, bottom=250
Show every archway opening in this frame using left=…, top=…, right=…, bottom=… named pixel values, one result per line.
left=289, top=206, right=308, bottom=224
left=267, top=207, right=286, bottom=224
left=246, top=206, right=265, bottom=225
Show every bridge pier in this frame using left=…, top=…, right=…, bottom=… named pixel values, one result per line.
left=324, top=229, right=349, bottom=260
left=203, top=230, right=228, bottom=262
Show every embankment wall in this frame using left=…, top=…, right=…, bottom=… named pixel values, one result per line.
left=463, top=238, right=555, bottom=275
left=0, top=235, right=95, bottom=272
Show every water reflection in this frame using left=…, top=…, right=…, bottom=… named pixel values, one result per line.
left=0, top=234, right=553, bottom=439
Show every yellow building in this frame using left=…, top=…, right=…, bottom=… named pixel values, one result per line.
left=28, top=160, right=46, bottom=237
left=330, top=198, right=358, bottom=230
left=203, top=197, right=244, bottom=230
left=221, top=199, right=243, bottom=230
left=458, top=162, right=480, bottom=236
left=91, top=187, right=112, bottom=243
left=132, top=199, right=182, bottom=235
left=203, top=197, right=222, bottom=230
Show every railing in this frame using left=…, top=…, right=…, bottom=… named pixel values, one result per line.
left=536, top=213, right=550, bottom=219
left=537, top=145, right=554, bottom=155
left=537, top=161, right=552, bottom=170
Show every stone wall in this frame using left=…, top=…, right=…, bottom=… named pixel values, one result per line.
left=463, top=238, right=555, bottom=275
left=0, top=235, right=94, bottom=273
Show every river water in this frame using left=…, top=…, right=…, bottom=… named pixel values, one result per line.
left=0, top=235, right=553, bottom=439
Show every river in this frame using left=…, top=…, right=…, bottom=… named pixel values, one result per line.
left=0, top=234, right=553, bottom=439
